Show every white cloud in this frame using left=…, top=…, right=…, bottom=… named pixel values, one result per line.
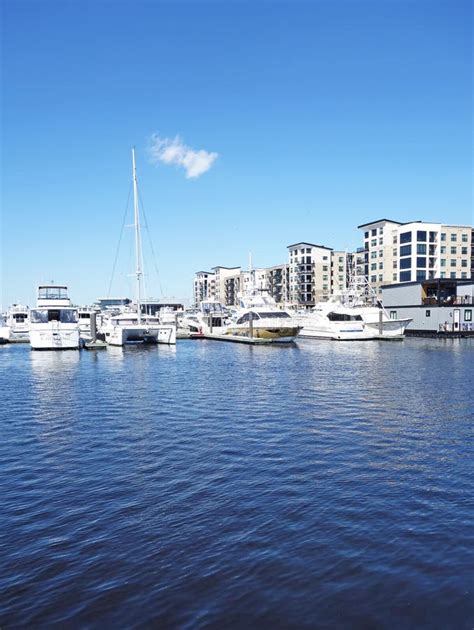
left=148, top=134, right=218, bottom=179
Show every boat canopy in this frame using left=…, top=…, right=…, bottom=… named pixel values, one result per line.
left=30, top=308, right=78, bottom=323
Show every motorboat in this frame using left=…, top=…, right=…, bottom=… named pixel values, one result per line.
left=0, top=314, right=9, bottom=344
left=29, top=285, right=81, bottom=350
left=296, top=301, right=375, bottom=340
left=339, top=275, right=412, bottom=339
left=225, top=291, right=301, bottom=342
left=179, top=300, right=230, bottom=338
left=5, top=304, right=30, bottom=342
left=101, top=148, right=176, bottom=347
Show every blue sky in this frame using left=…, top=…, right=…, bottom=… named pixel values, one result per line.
left=2, top=0, right=472, bottom=307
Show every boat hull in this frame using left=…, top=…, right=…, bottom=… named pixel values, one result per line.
left=104, top=324, right=176, bottom=346
left=225, top=325, right=300, bottom=342
left=30, top=328, right=80, bottom=350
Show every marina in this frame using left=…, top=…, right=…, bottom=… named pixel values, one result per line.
left=1, top=338, right=473, bottom=627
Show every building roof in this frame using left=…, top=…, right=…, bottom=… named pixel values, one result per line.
left=211, top=266, right=241, bottom=270
left=286, top=242, right=333, bottom=250
left=357, top=219, right=403, bottom=229
left=195, top=270, right=214, bottom=275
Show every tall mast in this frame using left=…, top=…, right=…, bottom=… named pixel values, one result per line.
left=132, top=147, right=142, bottom=323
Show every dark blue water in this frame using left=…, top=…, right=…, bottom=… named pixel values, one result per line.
left=1, top=339, right=473, bottom=628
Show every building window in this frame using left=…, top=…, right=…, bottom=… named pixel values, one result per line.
left=400, top=245, right=412, bottom=257
left=372, top=229, right=377, bottom=236
left=461, top=272, right=467, bottom=279
left=440, top=259, right=446, bottom=267
left=429, top=231, right=437, bottom=243
left=393, top=236, right=398, bottom=244
left=393, top=273, right=397, bottom=281
left=441, top=233, right=446, bottom=241
left=417, top=230, right=427, bottom=242
left=400, top=271, right=411, bottom=282
left=450, top=234, right=457, bottom=242
left=417, top=244, right=427, bottom=254
left=379, top=238, right=383, bottom=245
left=378, top=274, right=383, bottom=281
left=379, top=262, right=383, bottom=269
left=465, top=310, right=472, bottom=321
left=365, top=231, right=369, bottom=239
left=371, top=252, right=377, bottom=259
left=400, top=258, right=411, bottom=269
left=461, top=260, right=468, bottom=268
left=393, top=261, right=397, bottom=268
left=400, top=232, right=412, bottom=244
left=450, top=247, right=457, bottom=255
left=461, top=234, right=468, bottom=242
left=416, top=270, right=426, bottom=281
left=371, top=263, right=377, bottom=271
left=416, top=257, right=426, bottom=268
left=440, top=272, right=446, bottom=278
left=371, top=275, right=377, bottom=282
left=461, top=247, right=468, bottom=255
left=390, top=311, right=397, bottom=319
left=450, top=272, right=456, bottom=279
left=426, top=310, right=431, bottom=317
left=323, top=256, right=328, bottom=261
left=371, top=239, right=377, bottom=246
left=450, top=260, right=456, bottom=267
left=441, top=246, right=446, bottom=254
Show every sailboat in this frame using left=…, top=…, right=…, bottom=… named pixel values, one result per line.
left=101, top=149, right=176, bottom=346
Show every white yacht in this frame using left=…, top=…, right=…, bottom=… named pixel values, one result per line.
left=180, top=300, right=230, bottom=337
left=296, top=301, right=375, bottom=341
left=29, top=285, right=81, bottom=350
left=0, top=314, right=9, bottom=344
left=5, top=304, right=30, bottom=342
left=340, top=276, right=412, bottom=339
left=101, top=148, right=176, bottom=347
left=226, top=290, right=301, bottom=342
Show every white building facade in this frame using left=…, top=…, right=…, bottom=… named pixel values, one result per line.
left=359, top=219, right=472, bottom=295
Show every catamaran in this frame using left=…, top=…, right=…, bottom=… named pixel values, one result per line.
left=101, top=148, right=176, bottom=346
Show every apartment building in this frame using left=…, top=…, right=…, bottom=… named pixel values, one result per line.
left=211, top=266, right=241, bottom=304
left=193, top=271, right=215, bottom=306
left=266, top=264, right=289, bottom=304
left=358, top=219, right=472, bottom=295
left=331, top=251, right=354, bottom=297
left=287, top=242, right=333, bottom=307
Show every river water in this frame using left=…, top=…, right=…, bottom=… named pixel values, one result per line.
left=1, top=339, right=473, bottom=628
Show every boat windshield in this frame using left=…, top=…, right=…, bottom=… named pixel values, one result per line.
left=257, top=312, right=291, bottom=319
left=327, top=312, right=363, bottom=322
left=38, top=286, right=69, bottom=300
left=31, top=309, right=78, bottom=323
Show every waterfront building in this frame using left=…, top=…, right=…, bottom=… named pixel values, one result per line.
left=359, top=220, right=473, bottom=296
left=266, top=264, right=290, bottom=304
left=331, top=251, right=354, bottom=298
left=211, top=266, right=241, bottom=305
left=382, top=278, right=474, bottom=336
left=193, top=271, right=215, bottom=306
left=288, top=242, right=333, bottom=308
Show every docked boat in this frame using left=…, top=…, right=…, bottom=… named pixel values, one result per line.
left=29, top=285, right=81, bottom=350
left=101, top=310, right=176, bottom=345
left=225, top=291, right=301, bottom=342
left=0, top=314, right=9, bottom=344
left=5, top=304, right=30, bottom=343
left=296, top=302, right=375, bottom=341
left=340, top=275, right=412, bottom=339
left=101, top=148, right=176, bottom=347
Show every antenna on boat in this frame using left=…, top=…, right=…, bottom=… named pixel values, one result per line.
left=132, top=147, right=143, bottom=324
